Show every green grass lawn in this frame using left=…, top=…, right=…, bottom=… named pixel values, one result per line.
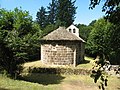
left=23, top=56, right=95, bottom=70
left=0, top=74, right=120, bottom=90
left=0, top=56, right=120, bottom=90
left=77, top=56, right=94, bottom=69
left=22, top=56, right=94, bottom=75
left=0, top=74, right=60, bottom=90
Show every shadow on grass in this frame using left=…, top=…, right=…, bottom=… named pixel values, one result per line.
left=118, top=77, right=120, bottom=79
left=118, top=87, right=120, bottom=89
left=0, top=88, right=9, bottom=90
left=20, top=73, right=65, bottom=85
left=81, top=59, right=90, bottom=64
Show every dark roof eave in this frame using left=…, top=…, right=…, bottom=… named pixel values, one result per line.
left=40, top=39, right=85, bottom=42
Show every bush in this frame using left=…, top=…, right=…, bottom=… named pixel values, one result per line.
left=23, top=67, right=91, bottom=75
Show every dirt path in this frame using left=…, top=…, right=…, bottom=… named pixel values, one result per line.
left=61, top=80, right=98, bottom=90
left=62, top=84, right=98, bottom=90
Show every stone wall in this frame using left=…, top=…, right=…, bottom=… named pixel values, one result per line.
left=41, top=41, right=83, bottom=66
left=80, top=42, right=85, bottom=62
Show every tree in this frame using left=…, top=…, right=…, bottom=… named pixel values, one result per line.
left=42, top=24, right=58, bottom=37
left=87, top=18, right=114, bottom=90
left=89, top=0, right=120, bottom=64
left=0, top=9, right=14, bottom=31
left=47, top=0, right=58, bottom=24
left=89, top=1, right=120, bottom=89
left=77, top=24, right=92, bottom=41
left=77, top=22, right=95, bottom=57
left=87, top=18, right=113, bottom=61
left=36, top=0, right=77, bottom=27
left=89, top=0, right=120, bottom=24
left=89, top=20, right=96, bottom=26
left=0, top=8, right=41, bottom=78
left=36, top=6, right=48, bottom=29
left=87, top=18, right=120, bottom=89
left=56, top=0, right=77, bottom=27
left=108, top=24, right=120, bottom=64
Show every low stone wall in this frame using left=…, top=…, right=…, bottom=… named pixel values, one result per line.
left=22, top=67, right=91, bottom=75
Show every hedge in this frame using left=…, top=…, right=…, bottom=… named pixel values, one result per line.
left=23, top=67, right=91, bottom=75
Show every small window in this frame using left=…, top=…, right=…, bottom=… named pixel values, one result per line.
left=73, top=28, right=75, bottom=33
left=69, top=29, right=71, bottom=32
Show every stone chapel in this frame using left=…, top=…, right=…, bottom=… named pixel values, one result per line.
left=41, top=25, right=85, bottom=67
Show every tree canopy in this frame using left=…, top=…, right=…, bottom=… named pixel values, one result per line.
left=36, top=6, right=48, bottom=29
left=87, top=18, right=113, bottom=57
left=0, top=8, right=41, bottom=78
left=89, top=0, right=120, bottom=24
left=56, top=0, right=77, bottom=27
left=47, top=0, right=58, bottom=25
left=36, top=0, right=77, bottom=28
left=89, top=1, right=120, bottom=89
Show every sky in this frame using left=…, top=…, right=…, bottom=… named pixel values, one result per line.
left=0, top=0, right=105, bottom=25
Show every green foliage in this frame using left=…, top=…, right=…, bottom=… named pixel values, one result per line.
left=91, top=55, right=110, bottom=90
left=41, top=24, right=58, bottom=37
left=36, top=6, right=48, bottom=29
left=89, top=1, right=120, bottom=61
left=89, top=0, right=120, bottom=24
left=76, top=21, right=96, bottom=56
left=88, top=18, right=120, bottom=90
left=89, top=0, right=120, bottom=13
left=77, top=24, right=92, bottom=41
left=0, top=8, right=41, bottom=78
left=47, top=0, right=58, bottom=24
left=24, top=67, right=91, bottom=75
left=87, top=18, right=120, bottom=64
left=86, top=18, right=113, bottom=57
left=56, top=0, right=77, bottom=27
left=108, top=24, right=120, bottom=64
left=89, top=1, right=120, bottom=88
left=89, top=20, right=96, bottom=26
left=36, top=0, right=77, bottom=29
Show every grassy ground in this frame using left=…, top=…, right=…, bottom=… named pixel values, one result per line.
left=22, top=56, right=94, bottom=75
left=77, top=56, right=94, bottom=69
left=0, top=74, right=120, bottom=90
left=0, top=57, right=120, bottom=90
left=23, top=56, right=94, bottom=70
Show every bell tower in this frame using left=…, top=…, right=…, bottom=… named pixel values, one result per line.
left=66, top=24, right=79, bottom=37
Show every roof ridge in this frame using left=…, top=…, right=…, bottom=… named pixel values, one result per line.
left=41, top=27, right=85, bottom=42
